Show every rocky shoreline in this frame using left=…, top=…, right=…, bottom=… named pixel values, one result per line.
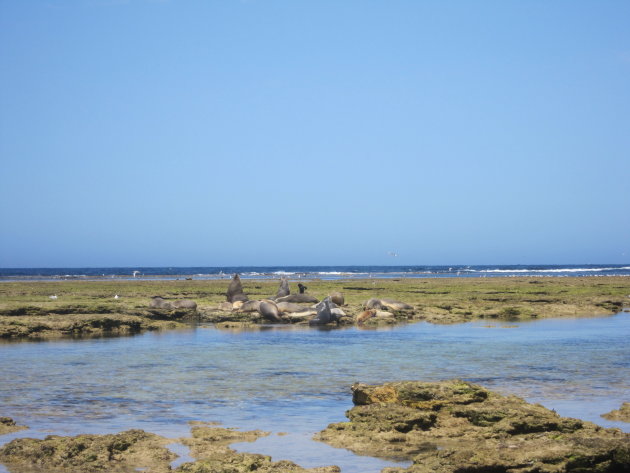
left=315, top=380, right=630, bottom=473
left=2, top=381, right=628, bottom=473
left=0, top=277, right=628, bottom=339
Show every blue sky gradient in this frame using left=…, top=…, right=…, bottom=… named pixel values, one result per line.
left=1, top=0, right=629, bottom=267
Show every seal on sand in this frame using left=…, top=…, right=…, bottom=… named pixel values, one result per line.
left=226, top=274, right=248, bottom=303
left=276, top=277, right=290, bottom=298
left=258, top=300, right=283, bottom=323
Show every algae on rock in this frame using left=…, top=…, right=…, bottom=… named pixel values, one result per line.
left=315, top=380, right=630, bottom=473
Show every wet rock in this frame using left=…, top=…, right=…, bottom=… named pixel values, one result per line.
left=0, top=429, right=175, bottom=472
left=315, top=380, right=630, bottom=472
left=602, top=402, right=630, bottom=423
left=0, top=417, right=27, bottom=435
left=179, top=424, right=339, bottom=473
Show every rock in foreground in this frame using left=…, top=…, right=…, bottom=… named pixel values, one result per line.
left=315, top=380, right=630, bottom=473
left=0, top=429, right=175, bottom=472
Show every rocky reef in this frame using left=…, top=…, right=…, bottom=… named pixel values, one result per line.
left=0, top=429, right=175, bottom=472
left=177, top=423, right=339, bottom=473
left=602, top=402, right=630, bottom=423
left=315, top=380, right=630, bottom=473
left=0, top=425, right=340, bottom=473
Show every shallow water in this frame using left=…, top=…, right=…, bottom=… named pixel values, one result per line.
left=1, top=313, right=629, bottom=472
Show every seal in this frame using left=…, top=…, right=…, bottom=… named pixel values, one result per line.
left=276, top=277, right=290, bottom=298
left=149, top=296, right=173, bottom=309
left=365, top=298, right=412, bottom=311
left=238, top=300, right=261, bottom=313
left=226, top=274, right=248, bottom=303
left=171, top=299, right=197, bottom=310
left=258, top=300, right=283, bottom=323
left=329, top=292, right=344, bottom=306
left=356, top=309, right=376, bottom=324
left=309, top=297, right=341, bottom=326
left=276, top=302, right=310, bottom=313
left=276, top=294, right=319, bottom=304
left=298, top=283, right=308, bottom=294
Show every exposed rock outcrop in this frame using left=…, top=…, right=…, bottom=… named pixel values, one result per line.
left=316, top=380, right=630, bottom=473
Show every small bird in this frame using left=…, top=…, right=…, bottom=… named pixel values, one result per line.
left=132, top=271, right=141, bottom=278
left=49, top=295, right=58, bottom=300
left=114, top=295, right=119, bottom=299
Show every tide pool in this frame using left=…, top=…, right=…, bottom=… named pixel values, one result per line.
left=1, top=313, right=629, bottom=472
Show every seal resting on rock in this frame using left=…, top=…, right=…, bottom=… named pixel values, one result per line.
left=258, top=300, right=283, bottom=323
left=356, top=309, right=376, bottom=324
left=329, top=292, right=344, bottom=306
left=276, top=294, right=319, bottom=304
left=365, top=297, right=413, bottom=311
left=171, top=299, right=197, bottom=310
left=149, top=296, right=173, bottom=309
left=298, top=283, right=308, bottom=294
left=276, top=302, right=310, bottom=313
left=238, top=300, right=261, bottom=313
left=226, top=274, right=248, bottom=303
left=309, top=297, right=341, bottom=326
left=276, top=277, right=290, bottom=298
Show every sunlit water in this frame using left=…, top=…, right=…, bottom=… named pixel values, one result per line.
left=1, top=313, right=629, bottom=472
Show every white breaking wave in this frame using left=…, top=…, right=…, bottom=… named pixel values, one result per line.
left=272, top=271, right=296, bottom=275
left=474, top=267, right=630, bottom=273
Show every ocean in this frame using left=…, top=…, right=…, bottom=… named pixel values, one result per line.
left=1, top=264, right=630, bottom=281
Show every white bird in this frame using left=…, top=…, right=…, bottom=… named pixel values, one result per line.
left=49, top=295, right=58, bottom=300
left=132, top=271, right=141, bottom=278
left=114, top=295, right=119, bottom=299
left=387, top=251, right=399, bottom=257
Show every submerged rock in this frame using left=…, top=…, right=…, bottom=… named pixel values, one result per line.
left=0, top=417, right=26, bottom=435
left=602, top=402, right=630, bottom=423
left=179, top=424, right=340, bottom=473
left=315, top=380, right=630, bottom=473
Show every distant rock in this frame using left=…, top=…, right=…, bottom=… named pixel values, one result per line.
left=602, top=402, right=630, bottom=423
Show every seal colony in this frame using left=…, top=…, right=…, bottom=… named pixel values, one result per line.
left=0, top=276, right=628, bottom=339
left=210, top=273, right=412, bottom=327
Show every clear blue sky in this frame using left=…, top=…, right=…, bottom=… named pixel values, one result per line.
left=1, top=0, right=628, bottom=267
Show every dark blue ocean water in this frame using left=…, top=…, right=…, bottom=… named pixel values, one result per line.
left=1, top=264, right=630, bottom=281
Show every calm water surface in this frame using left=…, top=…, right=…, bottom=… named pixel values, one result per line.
left=1, top=313, right=629, bottom=472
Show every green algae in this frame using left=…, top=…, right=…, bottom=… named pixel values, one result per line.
left=0, top=277, right=628, bottom=339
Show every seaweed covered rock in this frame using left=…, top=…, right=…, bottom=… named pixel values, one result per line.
left=315, top=380, right=630, bottom=473
left=0, top=417, right=26, bottom=435
left=602, top=402, right=630, bottom=423
left=178, top=424, right=339, bottom=473
left=0, top=429, right=175, bottom=472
